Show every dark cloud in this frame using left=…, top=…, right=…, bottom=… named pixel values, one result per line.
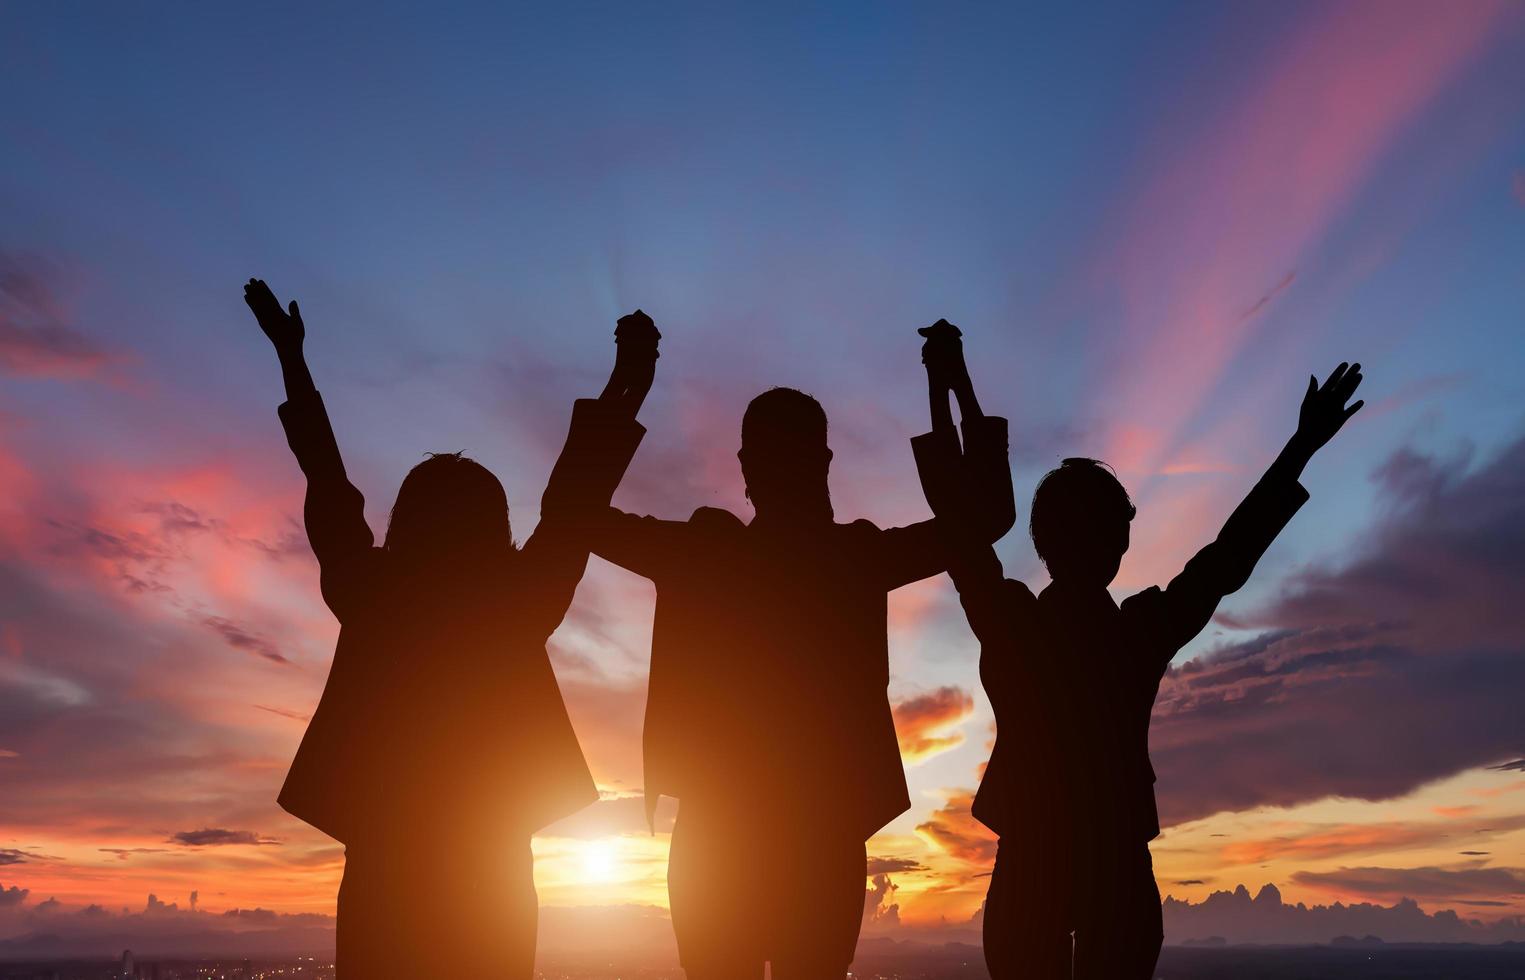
left=1175, top=879, right=1209, bottom=886
left=1161, top=882, right=1525, bottom=945
left=46, top=518, right=167, bottom=567
left=0, top=884, right=28, bottom=907
left=0, top=251, right=121, bottom=379
left=1491, top=760, right=1525, bottom=772
left=253, top=703, right=310, bottom=722
left=1152, top=435, right=1525, bottom=825
left=44, top=502, right=292, bottom=600
left=863, top=873, right=901, bottom=928
left=201, top=616, right=290, bottom=665
left=867, top=856, right=928, bottom=875
left=139, top=501, right=215, bottom=536
left=168, top=829, right=279, bottom=847
left=0, top=851, right=27, bottom=866
left=892, top=686, right=974, bottom=761
left=1237, top=269, right=1297, bottom=322
left=1290, top=865, right=1525, bottom=902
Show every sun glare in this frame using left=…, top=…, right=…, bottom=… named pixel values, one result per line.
left=581, top=838, right=619, bottom=882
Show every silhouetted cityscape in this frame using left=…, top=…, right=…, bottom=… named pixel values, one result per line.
left=5, top=947, right=1525, bottom=980
left=0, top=956, right=332, bottom=980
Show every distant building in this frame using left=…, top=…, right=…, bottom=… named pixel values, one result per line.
left=120, top=949, right=134, bottom=978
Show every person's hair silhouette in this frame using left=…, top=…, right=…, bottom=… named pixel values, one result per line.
left=587, top=320, right=1013, bottom=980
left=241, top=278, right=657, bottom=978
left=385, top=451, right=515, bottom=561
left=1029, top=458, right=1136, bottom=588
left=739, top=387, right=833, bottom=521
left=917, top=359, right=1367, bottom=980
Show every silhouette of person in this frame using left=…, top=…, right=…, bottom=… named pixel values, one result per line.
left=588, top=320, right=1012, bottom=980
left=243, top=279, right=659, bottom=977
left=917, top=359, right=1366, bottom=979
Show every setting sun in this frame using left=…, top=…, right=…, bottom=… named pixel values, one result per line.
left=581, top=839, right=619, bottom=883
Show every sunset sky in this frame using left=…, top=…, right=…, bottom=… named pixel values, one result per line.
left=3, top=0, right=1525, bottom=954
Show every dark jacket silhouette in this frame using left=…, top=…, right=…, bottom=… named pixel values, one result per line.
left=590, top=384, right=1011, bottom=977
left=949, top=473, right=1306, bottom=845
left=920, top=361, right=1365, bottom=980
left=246, top=279, right=655, bottom=978
left=277, top=391, right=643, bottom=842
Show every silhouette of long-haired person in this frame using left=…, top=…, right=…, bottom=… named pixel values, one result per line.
left=917, top=359, right=1366, bottom=979
left=243, top=279, right=658, bottom=977
left=587, top=320, right=1012, bottom=980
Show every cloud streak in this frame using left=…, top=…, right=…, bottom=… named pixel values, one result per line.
left=168, top=829, right=280, bottom=848
left=1151, top=434, right=1525, bottom=825
left=892, top=686, right=975, bottom=764
left=0, top=252, right=123, bottom=380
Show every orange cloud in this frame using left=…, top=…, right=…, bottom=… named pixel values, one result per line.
left=1434, top=805, right=1481, bottom=818
left=892, top=686, right=975, bottom=764
left=1220, top=813, right=1525, bottom=866
left=914, top=790, right=997, bottom=866
left=1222, top=824, right=1433, bottom=865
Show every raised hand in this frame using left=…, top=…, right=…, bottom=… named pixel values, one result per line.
left=243, top=278, right=315, bottom=398
left=1295, top=361, right=1364, bottom=454
left=918, top=319, right=966, bottom=395
left=600, top=309, right=661, bottom=415
left=243, top=278, right=305, bottom=352
left=920, top=318, right=983, bottom=428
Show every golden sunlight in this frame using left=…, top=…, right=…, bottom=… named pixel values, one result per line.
left=581, top=838, right=620, bottom=882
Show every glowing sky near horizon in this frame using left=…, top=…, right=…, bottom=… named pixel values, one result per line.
left=2, top=0, right=1525, bottom=940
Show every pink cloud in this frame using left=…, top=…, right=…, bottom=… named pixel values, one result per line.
left=0, top=252, right=127, bottom=381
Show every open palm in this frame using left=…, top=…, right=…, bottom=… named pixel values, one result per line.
left=243, top=278, right=305, bottom=351
left=1297, top=361, right=1364, bottom=451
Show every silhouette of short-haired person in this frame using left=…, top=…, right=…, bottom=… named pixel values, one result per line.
left=243, top=279, right=658, bottom=978
left=589, top=321, right=1012, bottom=980
left=917, top=361, right=1366, bottom=979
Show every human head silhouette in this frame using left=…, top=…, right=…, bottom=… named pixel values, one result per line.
left=384, top=452, right=514, bottom=567
left=738, top=387, right=834, bottom=524
left=1030, top=457, right=1135, bottom=589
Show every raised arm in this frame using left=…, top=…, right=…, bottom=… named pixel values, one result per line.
left=910, top=320, right=1027, bottom=637
left=600, top=309, right=661, bottom=418
left=882, top=321, right=1015, bottom=590
left=1148, top=361, right=1366, bottom=652
left=244, top=279, right=375, bottom=620
left=572, top=309, right=695, bottom=582
left=516, top=312, right=660, bottom=636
